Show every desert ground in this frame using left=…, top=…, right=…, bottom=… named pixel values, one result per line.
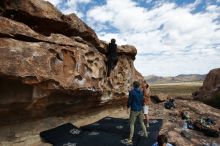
left=150, top=82, right=203, bottom=99
left=1, top=82, right=219, bottom=146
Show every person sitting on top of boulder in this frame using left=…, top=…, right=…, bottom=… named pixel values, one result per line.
left=106, top=38, right=118, bottom=77
left=152, top=134, right=173, bottom=146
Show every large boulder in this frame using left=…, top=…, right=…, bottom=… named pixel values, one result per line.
left=193, top=68, right=220, bottom=108
left=0, top=0, right=100, bottom=47
left=200, top=68, right=220, bottom=92
left=0, top=0, right=143, bottom=124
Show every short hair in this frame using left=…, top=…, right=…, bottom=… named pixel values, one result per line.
left=111, top=38, right=116, bottom=43
left=133, top=81, right=140, bottom=88
left=157, top=135, right=168, bottom=146
left=145, top=83, right=149, bottom=88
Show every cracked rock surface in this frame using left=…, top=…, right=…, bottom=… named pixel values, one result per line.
left=0, top=0, right=142, bottom=124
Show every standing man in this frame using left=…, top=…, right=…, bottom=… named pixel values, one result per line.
left=126, top=81, right=148, bottom=144
left=107, top=38, right=118, bottom=77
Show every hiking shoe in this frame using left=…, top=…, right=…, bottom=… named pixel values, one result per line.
left=121, top=139, right=133, bottom=145
left=126, top=139, right=133, bottom=145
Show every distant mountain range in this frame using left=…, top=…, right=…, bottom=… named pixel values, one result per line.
left=144, top=74, right=206, bottom=84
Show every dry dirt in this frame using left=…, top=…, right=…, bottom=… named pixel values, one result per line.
left=0, top=99, right=219, bottom=146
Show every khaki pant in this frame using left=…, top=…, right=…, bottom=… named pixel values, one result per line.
left=129, top=110, right=148, bottom=140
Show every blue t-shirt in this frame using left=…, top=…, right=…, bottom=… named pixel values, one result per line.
left=127, top=88, right=144, bottom=111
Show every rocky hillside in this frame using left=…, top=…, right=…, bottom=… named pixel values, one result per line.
left=193, top=68, right=220, bottom=108
left=0, top=0, right=143, bottom=124
left=145, top=74, right=206, bottom=84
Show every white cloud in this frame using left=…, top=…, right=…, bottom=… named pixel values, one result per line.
left=135, top=53, right=220, bottom=76
left=66, top=0, right=91, bottom=8
left=47, top=0, right=220, bottom=76
left=44, top=0, right=88, bottom=17
left=44, top=0, right=62, bottom=6
left=59, top=0, right=92, bottom=17
left=140, top=0, right=153, bottom=3
left=98, top=32, right=128, bottom=45
left=85, top=0, right=220, bottom=76
left=186, top=0, right=202, bottom=10
left=61, top=1, right=89, bottom=17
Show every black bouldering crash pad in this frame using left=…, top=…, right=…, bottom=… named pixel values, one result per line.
left=40, top=117, right=163, bottom=146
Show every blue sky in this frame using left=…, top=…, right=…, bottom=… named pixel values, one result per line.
left=46, top=0, right=220, bottom=76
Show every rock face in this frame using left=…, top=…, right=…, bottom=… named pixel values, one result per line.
left=162, top=100, right=220, bottom=146
left=199, top=68, right=220, bottom=93
left=0, top=0, right=143, bottom=124
left=0, top=0, right=100, bottom=47
left=193, top=68, right=220, bottom=108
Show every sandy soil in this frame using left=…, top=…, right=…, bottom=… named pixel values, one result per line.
left=0, top=99, right=219, bottom=146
